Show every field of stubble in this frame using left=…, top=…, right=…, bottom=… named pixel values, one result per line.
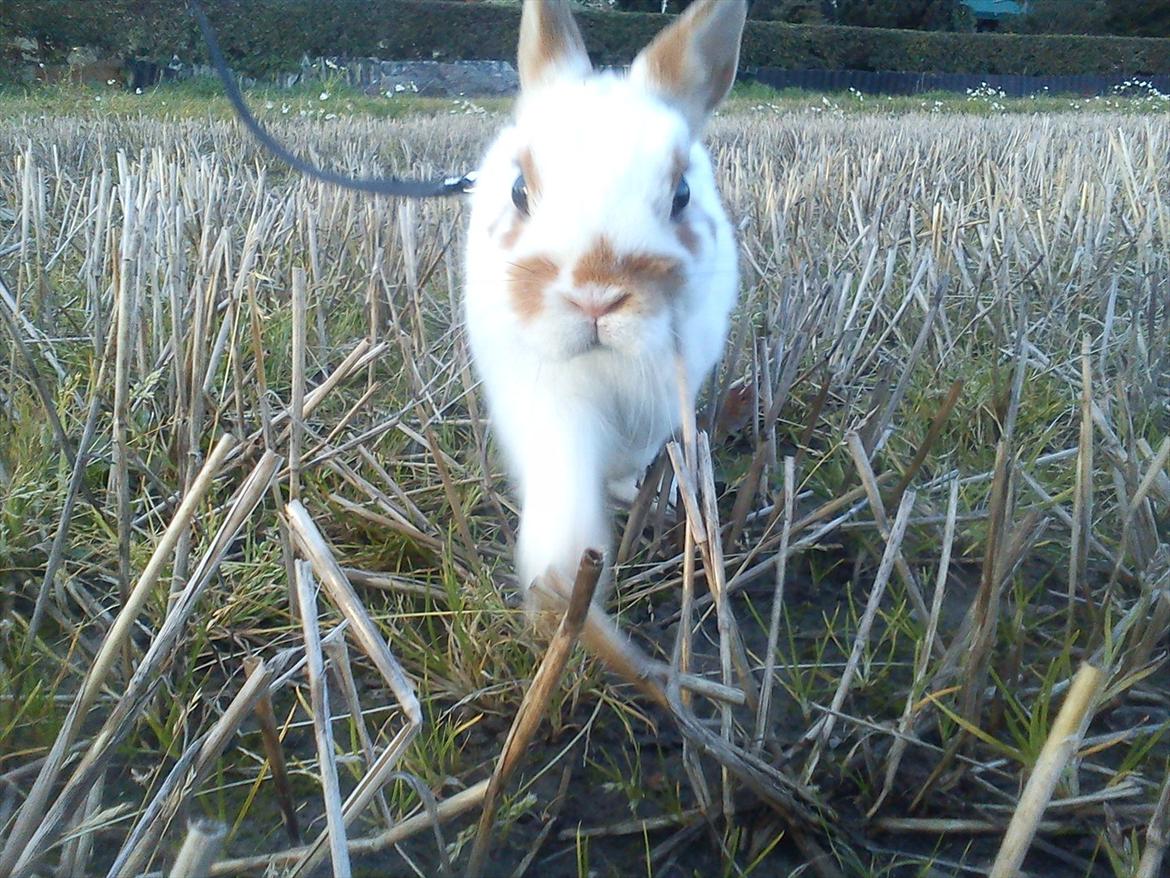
left=0, top=93, right=1168, bottom=877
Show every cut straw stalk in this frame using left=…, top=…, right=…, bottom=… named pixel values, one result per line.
left=0, top=270, right=100, bottom=517
left=988, top=662, right=1106, bottom=878
left=957, top=432, right=1013, bottom=728
left=676, top=475, right=894, bottom=614
left=0, top=268, right=67, bottom=380
left=0, top=433, right=237, bottom=878
left=289, top=267, right=307, bottom=501
left=285, top=501, right=421, bottom=727
left=665, top=422, right=712, bottom=816
left=25, top=389, right=104, bottom=648
left=283, top=500, right=423, bottom=876
left=55, top=771, right=104, bottom=878
left=666, top=438, right=759, bottom=708
left=419, top=416, right=484, bottom=577
left=862, top=277, right=946, bottom=458
left=697, top=430, right=754, bottom=819
left=663, top=673, right=824, bottom=828
left=108, top=643, right=323, bottom=878
left=293, top=560, right=351, bottom=878
left=323, top=637, right=395, bottom=829
left=111, top=160, right=139, bottom=631
left=845, top=431, right=935, bottom=645
left=200, top=780, right=489, bottom=876
left=1068, top=334, right=1094, bottom=630
left=869, top=476, right=958, bottom=817
left=533, top=568, right=745, bottom=708
left=725, top=332, right=806, bottom=549
left=889, top=377, right=963, bottom=509
left=873, top=817, right=1062, bottom=835
left=803, top=488, right=916, bottom=783
left=242, top=656, right=301, bottom=844
left=755, top=455, right=794, bottom=752
left=540, top=564, right=751, bottom=721
left=10, top=449, right=278, bottom=878
left=616, top=453, right=667, bottom=565
left=233, top=337, right=383, bottom=462
left=167, top=821, right=225, bottom=878
left=1135, top=768, right=1170, bottom=878
left=466, top=550, right=604, bottom=878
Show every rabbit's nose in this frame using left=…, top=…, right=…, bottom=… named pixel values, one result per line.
left=567, top=291, right=630, bottom=321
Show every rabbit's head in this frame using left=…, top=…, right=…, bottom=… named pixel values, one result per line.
left=466, top=0, right=745, bottom=364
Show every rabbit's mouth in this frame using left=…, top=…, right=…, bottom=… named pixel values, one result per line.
left=560, top=325, right=609, bottom=360
left=555, top=302, right=674, bottom=364
left=584, top=323, right=601, bottom=352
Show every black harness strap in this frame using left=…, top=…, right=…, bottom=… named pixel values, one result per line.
left=187, top=0, right=475, bottom=198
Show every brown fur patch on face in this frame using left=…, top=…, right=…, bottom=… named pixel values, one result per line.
left=518, top=148, right=542, bottom=200
left=704, top=214, right=719, bottom=243
left=507, top=254, right=559, bottom=321
left=489, top=212, right=524, bottom=250
left=676, top=222, right=701, bottom=256
left=499, top=217, right=524, bottom=250
left=496, top=216, right=524, bottom=250
left=572, top=237, right=684, bottom=309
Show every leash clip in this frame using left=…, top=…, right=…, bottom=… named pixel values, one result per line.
left=444, top=172, right=478, bottom=195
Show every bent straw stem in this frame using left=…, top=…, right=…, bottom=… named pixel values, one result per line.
left=466, top=550, right=603, bottom=878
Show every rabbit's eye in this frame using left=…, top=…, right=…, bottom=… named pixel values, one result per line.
left=512, top=174, right=529, bottom=216
left=671, top=176, right=690, bottom=219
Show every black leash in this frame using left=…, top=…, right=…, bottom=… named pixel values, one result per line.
left=187, top=0, right=475, bottom=198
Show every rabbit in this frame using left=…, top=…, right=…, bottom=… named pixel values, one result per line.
left=464, top=0, right=745, bottom=600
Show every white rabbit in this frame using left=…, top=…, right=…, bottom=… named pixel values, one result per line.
left=465, top=0, right=745, bottom=596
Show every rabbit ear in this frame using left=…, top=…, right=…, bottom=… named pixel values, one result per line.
left=630, top=0, right=746, bottom=132
left=518, top=0, right=593, bottom=92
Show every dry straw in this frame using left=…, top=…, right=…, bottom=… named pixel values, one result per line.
left=0, top=98, right=1166, bottom=875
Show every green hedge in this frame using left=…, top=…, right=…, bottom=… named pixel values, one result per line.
left=5, top=0, right=1170, bottom=77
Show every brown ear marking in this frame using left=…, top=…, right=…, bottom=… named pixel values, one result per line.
left=638, top=21, right=690, bottom=105
left=518, top=0, right=592, bottom=91
left=572, top=237, right=684, bottom=292
left=708, top=58, right=737, bottom=109
left=507, top=254, right=559, bottom=320
left=631, top=0, right=746, bottom=130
